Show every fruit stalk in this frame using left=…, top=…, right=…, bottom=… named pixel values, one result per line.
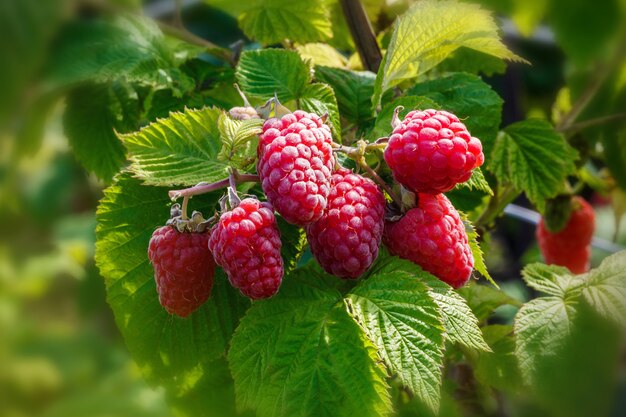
left=168, top=173, right=260, bottom=200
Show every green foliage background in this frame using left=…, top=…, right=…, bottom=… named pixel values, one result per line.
left=1, top=0, right=626, bottom=417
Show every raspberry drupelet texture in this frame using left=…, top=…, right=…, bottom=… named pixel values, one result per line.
left=209, top=198, right=284, bottom=299
left=536, top=196, right=595, bottom=274
left=148, top=226, right=216, bottom=317
left=384, top=193, right=474, bottom=288
left=306, top=168, right=386, bottom=279
left=384, top=109, right=484, bottom=194
left=257, top=110, right=335, bottom=226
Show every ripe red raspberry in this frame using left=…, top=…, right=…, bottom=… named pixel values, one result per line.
left=306, top=168, right=386, bottom=278
left=383, top=109, right=484, bottom=194
left=536, top=196, right=595, bottom=274
left=257, top=110, right=335, bottom=226
left=383, top=193, right=474, bottom=288
left=148, top=226, right=215, bottom=317
left=208, top=198, right=284, bottom=299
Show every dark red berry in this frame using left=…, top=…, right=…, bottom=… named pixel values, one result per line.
left=384, top=109, right=484, bottom=194
left=257, top=110, right=335, bottom=226
left=384, top=193, right=474, bottom=288
left=148, top=226, right=215, bottom=317
left=209, top=198, right=284, bottom=299
left=306, top=168, right=386, bottom=278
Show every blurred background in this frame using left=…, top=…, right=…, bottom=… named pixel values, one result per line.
left=1, top=0, right=625, bottom=416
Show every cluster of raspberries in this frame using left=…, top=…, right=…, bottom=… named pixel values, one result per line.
left=148, top=109, right=485, bottom=317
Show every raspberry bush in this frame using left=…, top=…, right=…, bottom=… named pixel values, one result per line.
left=15, top=0, right=625, bottom=416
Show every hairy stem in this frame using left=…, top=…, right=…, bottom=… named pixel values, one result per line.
left=168, top=173, right=260, bottom=200
left=181, top=195, right=189, bottom=220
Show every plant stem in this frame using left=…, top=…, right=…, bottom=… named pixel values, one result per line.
left=357, top=156, right=403, bottom=208
left=339, top=0, right=382, bottom=72
left=181, top=195, right=189, bottom=220
left=168, top=173, right=260, bottom=200
left=475, top=185, right=519, bottom=228
left=557, top=112, right=626, bottom=133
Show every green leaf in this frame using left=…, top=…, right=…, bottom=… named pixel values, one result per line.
left=445, top=186, right=488, bottom=214
left=166, top=357, right=250, bottom=417
left=228, top=265, right=391, bottom=417
left=238, top=0, right=332, bottom=45
left=346, top=257, right=445, bottom=413
left=581, top=251, right=626, bottom=326
left=457, top=283, right=521, bottom=322
left=372, top=0, right=524, bottom=105
left=217, top=114, right=263, bottom=171
left=436, top=48, right=507, bottom=77
left=489, top=119, right=579, bottom=211
left=297, top=44, right=348, bottom=68
left=515, top=298, right=621, bottom=417
left=463, top=216, right=495, bottom=287
left=514, top=296, right=576, bottom=384
left=95, top=174, right=250, bottom=397
left=521, top=263, right=584, bottom=297
left=63, top=83, right=139, bottom=182
left=298, top=83, right=341, bottom=142
left=417, top=273, right=491, bottom=352
left=236, top=49, right=311, bottom=102
left=121, top=107, right=230, bottom=187
left=471, top=324, right=522, bottom=393
left=407, top=73, right=503, bottom=156
left=48, top=16, right=201, bottom=90
left=367, top=96, right=439, bottom=141
left=453, top=168, right=493, bottom=196
left=314, top=66, right=375, bottom=126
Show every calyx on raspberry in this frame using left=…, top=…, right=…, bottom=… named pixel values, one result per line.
left=148, top=204, right=216, bottom=317
left=209, top=194, right=284, bottom=299
left=536, top=196, right=595, bottom=274
left=257, top=110, right=335, bottom=226
left=384, top=108, right=484, bottom=194
left=306, top=168, right=386, bottom=279
left=384, top=193, right=474, bottom=288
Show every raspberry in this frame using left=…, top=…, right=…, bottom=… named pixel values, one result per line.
left=148, top=226, right=216, bottom=317
left=536, top=196, right=595, bottom=274
left=383, top=193, right=474, bottom=288
left=306, top=168, right=386, bottom=278
left=208, top=198, right=284, bottom=299
left=257, top=110, right=335, bottom=226
left=383, top=109, right=484, bottom=194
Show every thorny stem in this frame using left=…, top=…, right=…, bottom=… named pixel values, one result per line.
left=168, top=173, right=260, bottom=200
